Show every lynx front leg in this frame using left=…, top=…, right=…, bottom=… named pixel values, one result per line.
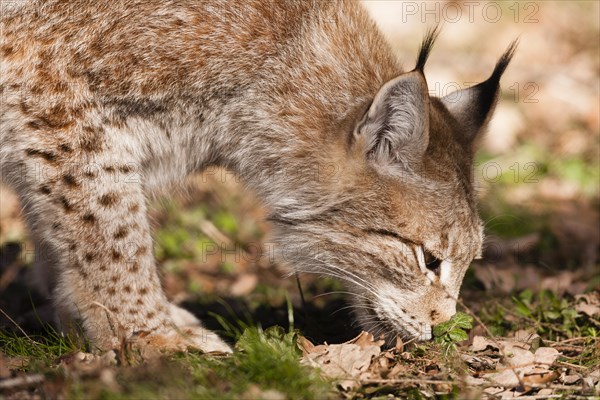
left=49, top=164, right=168, bottom=348
left=14, top=144, right=230, bottom=353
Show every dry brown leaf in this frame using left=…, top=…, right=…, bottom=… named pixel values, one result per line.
left=483, top=386, right=504, bottom=396
left=461, top=353, right=497, bottom=371
left=540, top=271, right=576, bottom=294
left=576, top=292, right=600, bottom=304
left=536, top=388, right=554, bottom=396
left=376, top=355, right=389, bottom=370
left=483, top=339, right=542, bottom=389
left=465, top=376, right=488, bottom=386
left=471, top=335, right=498, bottom=352
left=485, top=369, right=522, bottom=387
left=394, top=336, right=403, bottom=352
left=576, top=302, right=600, bottom=317
left=297, top=335, right=316, bottom=357
left=575, top=292, right=600, bottom=317
left=351, top=331, right=385, bottom=349
left=387, top=362, right=408, bottom=377
left=299, top=331, right=383, bottom=390
left=522, top=367, right=558, bottom=386
left=504, top=345, right=535, bottom=368
left=480, top=337, right=564, bottom=394
left=583, top=368, right=600, bottom=387
left=561, top=374, right=581, bottom=385
left=534, top=347, right=560, bottom=366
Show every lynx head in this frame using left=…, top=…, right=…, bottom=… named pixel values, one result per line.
left=271, top=29, right=517, bottom=343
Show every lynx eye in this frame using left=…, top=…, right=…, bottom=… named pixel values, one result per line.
left=423, top=249, right=441, bottom=274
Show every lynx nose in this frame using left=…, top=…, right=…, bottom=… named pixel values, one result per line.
left=430, top=304, right=456, bottom=324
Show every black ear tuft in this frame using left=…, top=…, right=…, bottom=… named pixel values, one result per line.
left=469, top=38, right=519, bottom=129
left=487, top=38, right=519, bottom=86
left=441, top=39, right=519, bottom=141
left=415, top=25, right=441, bottom=72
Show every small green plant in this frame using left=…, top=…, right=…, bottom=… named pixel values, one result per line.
left=177, top=325, right=331, bottom=400
left=433, top=312, right=474, bottom=353
left=511, top=289, right=596, bottom=340
left=0, top=325, right=83, bottom=370
left=479, top=303, right=510, bottom=336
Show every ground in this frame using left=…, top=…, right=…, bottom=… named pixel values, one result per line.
left=1, top=1, right=599, bottom=399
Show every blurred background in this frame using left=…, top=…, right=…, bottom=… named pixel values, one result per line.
left=1, top=1, right=598, bottom=343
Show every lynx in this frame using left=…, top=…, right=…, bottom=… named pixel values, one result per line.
left=0, top=0, right=516, bottom=353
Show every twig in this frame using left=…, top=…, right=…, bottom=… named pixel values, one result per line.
left=0, top=307, right=37, bottom=344
left=550, top=337, right=596, bottom=345
left=362, top=378, right=458, bottom=385
left=504, top=383, right=586, bottom=391
left=585, top=317, right=600, bottom=328
left=550, top=344, right=586, bottom=352
left=555, top=360, right=589, bottom=371
left=199, top=219, right=233, bottom=247
left=295, top=273, right=309, bottom=329
left=362, top=378, right=586, bottom=392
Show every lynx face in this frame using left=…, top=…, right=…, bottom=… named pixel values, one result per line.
left=271, top=32, right=516, bottom=342
left=275, top=172, right=483, bottom=341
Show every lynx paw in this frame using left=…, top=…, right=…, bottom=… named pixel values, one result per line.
left=128, top=304, right=232, bottom=354
left=136, top=326, right=233, bottom=354
left=168, top=303, right=203, bottom=327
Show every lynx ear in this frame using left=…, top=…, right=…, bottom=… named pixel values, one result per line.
left=357, top=72, right=430, bottom=167
left=442, top=40, right=518, bottom=141
left=355, top=27, right=440, bottom=168
left=357, top=28, right=439, bottom=167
